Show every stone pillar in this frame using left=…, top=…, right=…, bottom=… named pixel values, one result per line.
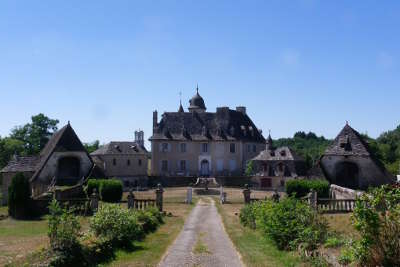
left=127, top=189, right=135, bottom=209
left=243, top=184, right=251, bottom=204
left=156, top=184, right=164, bottom=212
left=90, top=188, right=99, bottom=213
left=272, top=189, right=280, bottom=203
left=309, top=189, right=318, bottom=210
left=186, top=186, right=193, bottom=204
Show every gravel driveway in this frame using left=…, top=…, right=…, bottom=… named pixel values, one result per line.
left=158, top=197, right=244, bottom=267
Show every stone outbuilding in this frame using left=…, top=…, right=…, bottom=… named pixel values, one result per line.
left=1, top=123, right=93, bottom=205
left=91, top=137, right=149, bottom=188
left=251, top=134, right=307, bottom=189
left=320, top=123, right=395, bottom=190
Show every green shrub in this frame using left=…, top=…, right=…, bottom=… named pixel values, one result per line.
left=135, top=209, right=161, bottom=233
left=90, top=204, right=143, bottom=246
left=351, top=185, right=400, bottom=267
left=87, top=179, right=123, bottom=203
left=87, top=179, right=102, bottom=196
left=285, top=179, right=330, bottom=198
left=100, top=179, right=123, bottom=203
left=8, top=172, right=30, bottom=219
left=324, top=236, right=345, bottom=248
left=241, top=197, right=327, bottom=251
left=48, top=199, right=83, bottom=267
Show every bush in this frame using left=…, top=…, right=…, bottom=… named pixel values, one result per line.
left=8, top=172, right=30, bottom=219
left=286, top=179, right=330, bottom=198
left=48, top=199, right=83, bottom=267
left=135, top=207, right=163, bottom=233
left=90, top=204, right=143, bottom=246
left=86, top=179, right=101, bottom=196
left=240, top=197, right=327, bottom=251
left=87, top=179, right=123, bottom=203
left=351, top=185, right=400, bottom=267
left=100, top=179, right=123, bottom=203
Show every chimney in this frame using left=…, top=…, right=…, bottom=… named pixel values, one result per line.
left=135, top=130, right=145, bottom=147
left=236, top=106, right=246, bottom=115
left=153, top=110, right=158, bottom=130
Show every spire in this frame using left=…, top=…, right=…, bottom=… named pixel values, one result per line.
left=196, top=84, right=199, bottom=94
left=178, top=91, right=184, bottom=112
left=266, top=130, right=273, bottom=150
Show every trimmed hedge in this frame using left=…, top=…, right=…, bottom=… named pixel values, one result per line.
left=285, top=179, right=330, bottom=198
left=87, top=179, right=123, bottom=203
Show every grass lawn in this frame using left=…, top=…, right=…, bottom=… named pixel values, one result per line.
left=215, top=200, right=304, bottom=267
left=106, top=201, right=196, bottom=267
left=0, top=216, right=90, bottom=266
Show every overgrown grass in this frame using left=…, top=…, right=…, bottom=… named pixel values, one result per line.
left=193, top=232, right=210, bottom=255
left=215, top=200, right=304, bottom=267
left=106, top=201, right=196, bottom=266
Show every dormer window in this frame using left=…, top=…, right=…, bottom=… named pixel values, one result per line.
left=230, top=126, right=235, bottom=136
left=280, top=150, right=286, bottom=157
left=113, top=158, right=117, bottom=166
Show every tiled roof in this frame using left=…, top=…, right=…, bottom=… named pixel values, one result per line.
left=0, top=156, right=40, bottom=173
left=91, top=141, right=148, bottom=156
left=252, top=146, right=304, bottom=161
left=324, top=124, right=370, bottom=156
left=150, top=108, right=265, bottom=143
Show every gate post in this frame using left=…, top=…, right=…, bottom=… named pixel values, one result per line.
left=243, top=184, right=251, bottom=204
left=309, top=189, right=317, bottom=210
left=127, top=189, right=135, bottom=209
left=90, top=188, right=99, bottom=213
left=186, top=186, right=193, bottom=204
left=156, top=184, right=164, bottom=212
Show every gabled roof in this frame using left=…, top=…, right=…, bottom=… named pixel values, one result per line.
left=30, top=123, right=93, bottom=182
left=0, top=156, right=40, bottom=173
left=150, top=108, right=265, bottom=143
left=91, top=141, right=148, bottom=156
left=324, top=124, right=370, bottom=156
left=252, top=146, right=304, bottom=161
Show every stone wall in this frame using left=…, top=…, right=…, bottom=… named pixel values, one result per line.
left=330, top=184, right=363, bottom=199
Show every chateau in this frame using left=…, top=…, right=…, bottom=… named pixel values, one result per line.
left=149, top=88, right=265, bottom=177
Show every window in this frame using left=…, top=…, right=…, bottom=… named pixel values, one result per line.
left=253, top=144, right=257, bottom=153
left=180, top=143, right=187, bottom=153
left=201, top=143, right=208, bottom=153
left=247, top=144, right=251, bottom=153
left=180, top=160, right=186, bottom=171
left=280, top=150, right=286, bottom=157
left=113, top=158, right=116, bottom=166
left=230, top=143, right=236, bottom=153
left=138, top=159, right=142, bottom=166
left=161, top=160, right=168, bottom=172
left=127, top=159, right=130, bottom=166
left=161, top=143, right=169, bottom=152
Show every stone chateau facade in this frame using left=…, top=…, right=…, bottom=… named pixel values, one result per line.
left=150, top=88, right=265, bottom=177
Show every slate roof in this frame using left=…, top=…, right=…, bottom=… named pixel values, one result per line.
left=252, top=146, right=304, bottom=161
left=324, top=124, right=371, bottom=156
left=91, top=142, right=148, bottom=156
left=150, top=108, right=265, bottom=143
left=1, top=123, right=92, bottom=181
left=0, top=156, right=40, bottom=173
left=30, top=123, right=93, bottom=182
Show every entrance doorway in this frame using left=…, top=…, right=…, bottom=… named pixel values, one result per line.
left=200, top=159, right=210, bottom=177
left=334, top=161, right=359, bottom=189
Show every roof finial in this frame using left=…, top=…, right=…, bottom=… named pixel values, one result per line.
left=179, top=91, right=182, bottom=105
left=346, top=120, right=349, bottom=125
left=68, top=120, right=70, bottom=125
left=196, top=84, right=199, bottom=94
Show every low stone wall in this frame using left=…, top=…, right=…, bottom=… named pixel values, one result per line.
left=330, top=184, right=364, bottom=200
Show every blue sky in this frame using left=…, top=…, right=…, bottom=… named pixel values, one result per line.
left=0, top=0, right=399, bottom=148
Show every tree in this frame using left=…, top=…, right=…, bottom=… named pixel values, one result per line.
left=8, top=172, right=31, bottom=219
left=245, top=160, right=255, bottom=176
left=0, top=136, right=26, bottom=169
left=10, top=113, right=59, bottom=155
left=84, top=140, right=100, bottom=154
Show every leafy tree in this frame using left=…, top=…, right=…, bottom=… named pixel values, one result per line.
left=8, top=172, right=31, bottom=219
left=10, top=113, right=59, bottom=155
left=0, top=137, right=26, bottom=169
left=245, top=160, right=254, bottom=176
left=84, top=140, right=100, bottom=154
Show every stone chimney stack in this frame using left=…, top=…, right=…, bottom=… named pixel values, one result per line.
left=135, top=130, right=144, bottom=147
left=153, top=110, right=158, bottom=131
left=236, top=106, right=246, bottom=115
